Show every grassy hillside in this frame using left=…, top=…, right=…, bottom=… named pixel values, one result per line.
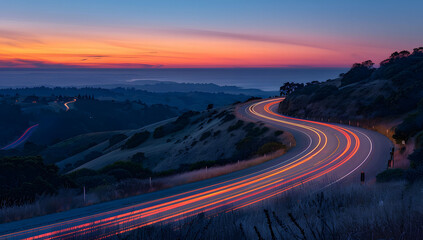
left=279, top=47, right=423, bottom=180
left=56, top=103, right=293, bottom=176
left=0, top=96, right=179, bottom=147
left=0, top=101, right=295, bottom=223
left=279, top=47, right=423, bottom=120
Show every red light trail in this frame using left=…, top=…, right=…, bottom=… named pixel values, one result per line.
left=0, top=98, right=389, bottom=240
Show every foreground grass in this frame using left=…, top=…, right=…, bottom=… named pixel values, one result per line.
left=116, top=181, right=423, bottom=240
left=0, top=150, right=285, bottom=223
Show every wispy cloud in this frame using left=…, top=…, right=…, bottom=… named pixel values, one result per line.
left=164, top=28, right=334, bottom=51
left=0, top=29, right=43, bottom=46
left=0, top=59, right=79, bottom=68
left=0, top=58, right=163, bottom=68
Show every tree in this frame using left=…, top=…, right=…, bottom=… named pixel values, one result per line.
left=279, top=82, right=304, bottom=96
left=341, top=60, right=375, bottom=86
left=413, top=47, right=423, bottom=54
left=207, top=104, right=214, bottom=110
left=0, top=156, right=65, bottom=206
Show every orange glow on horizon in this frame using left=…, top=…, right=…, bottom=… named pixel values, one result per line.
left=0, top=25, right=373, bottom=68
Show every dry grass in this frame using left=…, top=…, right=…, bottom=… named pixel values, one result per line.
left=117, top=181, right=423, bottom=240
left=156, top=149, right=285, bottom=188
left=0, top=151, right=285, bottom=224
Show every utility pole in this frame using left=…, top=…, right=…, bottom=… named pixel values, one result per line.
left=83, top=185, right=86, bottom=204
left=149, top=177, right=152, bottom=188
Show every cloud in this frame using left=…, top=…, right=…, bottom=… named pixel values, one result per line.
left=0, top=58, right=163, bottom=68
left=84, top=55, right=109, bottom=58
left=0, top=29, right=43, bottom=45
left=0, top=59, right=80, bottom=68
left=164, top=28, right=334, bottom=51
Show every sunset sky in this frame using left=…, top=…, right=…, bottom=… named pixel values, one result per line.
left=1, top=0, right=422, bottom=68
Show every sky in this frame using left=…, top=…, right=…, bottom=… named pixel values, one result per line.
left=0, top=0, right=422, bottom=68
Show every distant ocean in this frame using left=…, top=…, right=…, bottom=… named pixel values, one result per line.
left=0, top=68, right=347, bottom=91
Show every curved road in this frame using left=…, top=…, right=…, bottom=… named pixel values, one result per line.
left=63, top=99, right=76, bottom=111
left=1, top=124, right=39, bottom=150
left=0, top=98, right=392, bottom=239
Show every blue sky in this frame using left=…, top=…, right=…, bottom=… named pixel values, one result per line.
left=0, top=0, right=422, bottom=68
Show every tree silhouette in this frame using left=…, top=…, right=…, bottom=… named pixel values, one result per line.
left=279, top=82, right=304, bottom=96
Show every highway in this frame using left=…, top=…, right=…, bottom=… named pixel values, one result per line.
left=1, top=124, right=39, bottom=150
left=0, top=98, right=392, bottom=239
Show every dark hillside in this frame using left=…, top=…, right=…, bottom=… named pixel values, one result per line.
left=279, top=47, right=423, bottom=180
left=279, top=47, right=423, bottom=120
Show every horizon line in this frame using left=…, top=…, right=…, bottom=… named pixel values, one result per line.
left=0, top=66, right=349, bottom=70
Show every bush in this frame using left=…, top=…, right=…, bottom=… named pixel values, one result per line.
left=376, top=169, right=405, bottom=182
left=341, top=60, right=374, bottom=86
left=84, top=151, right=102, bottom=161
left=121, top=131, right=150, bottom=149
left=0, top=156, right=64, bottom=206
left=106, top=168, right=133, bottom=181
left=131, top=152, right=146, bottom=164
left=213, top=130, right=221, bottom=137
left=153, top=126, right=165, bottom=138
left=256, top=142, right=286, bottom=156
left=274, top=130, right=284, bottom=136
left=393, top=111, right=423, bottom=142
left=221, top=113, right=236, bottom=123
left=409, top=148, right=423, bottom=170
left=108, top=134, right=127, bottom=148
left=199, top=131, right=212, bottom=141
left=153, top=111, right=198, bottom=138
left=311, top=85, right=338, bottom=102
left=99, top=161, right=151, bottom=179
left=227, top=120, right=244, bottom=132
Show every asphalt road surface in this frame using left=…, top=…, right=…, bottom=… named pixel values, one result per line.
left=0, top=98, right=392, bottom=239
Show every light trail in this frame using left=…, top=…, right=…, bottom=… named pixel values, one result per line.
left=0, top=98, right=383, bottom=240
left=1, top=124, right=39, bottom=150
left=63, top=99, right=76, bottom=111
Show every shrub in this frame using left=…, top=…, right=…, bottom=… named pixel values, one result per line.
left=131, top=152, right=146, bottom=164
left=73, top=150, right=103, bottom=168
left=274, top=130, right=284, bottom=136
left=199, top=131, right=212, bottom=141
left=227, top=120, right=244, bottom=132
left=393, top=111, right=423, bottom=142
left=409, top=148, right=423, bottom=170
left=213, top=130, right=221, bottom=137
left=222, top=113, right=236, bottom=123
left=256, top=142, right=286, bottom=156
left=341, top=60, right=374, bottom=86
left=108, top=134, right=127, bottom=148
left=106, top=168, right=133, bottom=181
left=0, top=156, right=64, bottom=206
left=121, top=131, right=150, bottom=149
left=84, top=151, right=102, bottom=161
left=376, top=169, right=405, bottom=182
left=99, top=161, right=151, bottom=179
left=153, top=126, right=165, bottom=138
left=153, top=111, right=198, bottom=138
left=310, top=85, right=338, bottom=102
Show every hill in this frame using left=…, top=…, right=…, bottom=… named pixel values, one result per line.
left=0, top=85, right=270, bottom=111
left=50, top=103, right=293, bottom=176
left=278, top=47, right=423, bottom=180
left=0, top=96, right=179, bottom=147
